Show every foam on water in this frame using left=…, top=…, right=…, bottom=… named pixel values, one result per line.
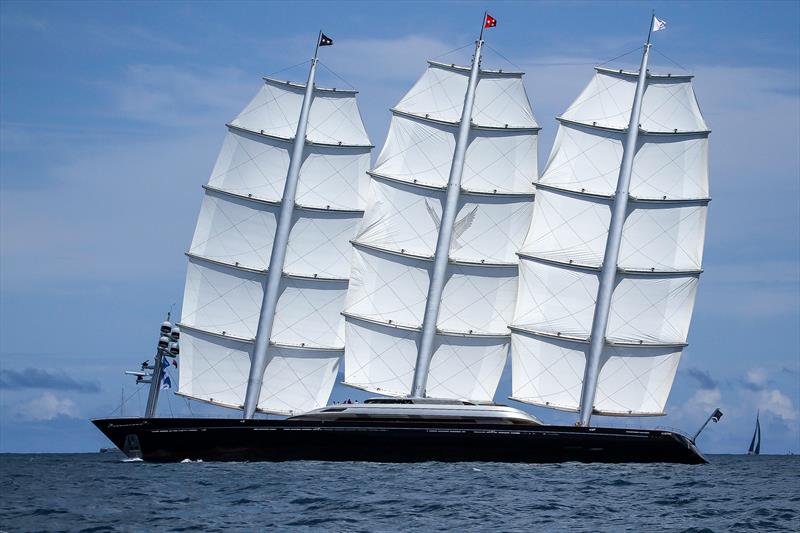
left=1, top=453, right=798, bottom=531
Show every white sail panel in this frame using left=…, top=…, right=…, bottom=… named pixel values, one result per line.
left=561, top=71, right=636, bottom=130
left=255, top=345, right=340, bottom=414
left=539, top=124, right=624, bottom=196
left=296, top=146, right=371, bottom=210
left=514, top=260, right=598, bottom=339
left=426, top=336, right=508, bottom=401
left=178, top=315, right=341, bottom=415
left=230, top=80, right=370, bottom=145
left=594, top=344, right=682, bottom=415
left=345, top=247, right=431, bottom=328
left=473, top=74, right=538, bottom=129
left=394, top=63, right=537, bottom=129
left=640, top=77, right=708, bottom=133
left=230, top=82, right=304, bottom=140
left=631, top=136, right=709, bottom=200
left=450, top=195, right=532, bottom=264
left=438, top=265, right=517, bottom=334
left=510, top=333, right=682, bottom=415
left=462, top=129, right=538, bottom=194
left=272, top=278, right=347, bottom=349
left=373, top=115, right=536, bottom=194
left=355, top=179, right=531, bottom=263
left=189, top=191, right=277, bottom=270
left=620, top=204, right=707, bottom=271
left=307, top=91, right=371, bottom=146
left=207, top=130, right=290, bottom=203
left=285, top=211, right=361, bottom=279
left=561, top=70, right=708, bottom=132
left=344, top=319, right=417, bottom=397
left=607, top=275, right=698, bottom=345
left=511, top=333, right=584, bottom=411
left=372, top=115, right=456, bottom=188
left=181, top=257, right=264, bottom=339
left=540, top=124, right=708, bottom=200
left=178, top=328, right=251, bottom=409
left=355, top=178, right=444, bottom=258
left=394, top=64, right=467, bottom=124
left=520, top=188, right=610, bottom=267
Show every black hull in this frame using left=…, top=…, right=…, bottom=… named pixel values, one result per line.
left=92, top=417, right=706, bottom=464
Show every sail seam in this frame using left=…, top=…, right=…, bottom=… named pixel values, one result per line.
left=352, top=240, right=517, bottom=267
left=557, top=117, right=710, bottom=136
left=391, top=108, right=540, bottom=132
left=343, top=311, right=511, bottom=338
left=226, top=123, right=374, bottom=148
left=262, top=76, right=359, bottom=94
left=203, top=185, right=365, bottom=213
left=427, top=59, right=525, bottom=77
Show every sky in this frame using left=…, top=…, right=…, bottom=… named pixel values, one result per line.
left=1, top=0, right=798, bottom=454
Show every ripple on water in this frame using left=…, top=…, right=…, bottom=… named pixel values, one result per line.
left=0, top=455, right=797, bottom=531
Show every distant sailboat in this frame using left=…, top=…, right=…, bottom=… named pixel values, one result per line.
left=747, top=411, right=761, bottom=455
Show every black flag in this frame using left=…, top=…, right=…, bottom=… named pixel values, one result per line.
left=319, top=33, right=333, bottom=46
left=711, top=408, right=723, bottom=423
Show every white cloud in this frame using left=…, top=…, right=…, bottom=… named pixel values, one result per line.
left=759, top=389, right=798, bottom=422
left=747, top=367, right=769, bottom=387
left=13, top=393, right=79, bottom=420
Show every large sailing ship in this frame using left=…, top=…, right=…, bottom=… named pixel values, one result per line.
left=94, top=15, right=720, bottom=464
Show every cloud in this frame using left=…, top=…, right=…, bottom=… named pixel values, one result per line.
left=0, top=368, right=101, bottom=393
left=12, top=393, right=79, bottom=421
left=683, top=368, right=718, bottom=390
left=759, top=389, right=798, bottom=422
left=739, top=367, right=771, bottom=391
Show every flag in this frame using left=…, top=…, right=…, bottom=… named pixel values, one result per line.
left=319, top=33, right=333, bottom=47
left=484, top=13, right=497, bottom=28
left=171, top=359, right=178, bottom=368
left=711, top=408, right=723, bottom=423
left=652, top=16, right=667, bottom=32
left=160, top=375, right=172, bottom=390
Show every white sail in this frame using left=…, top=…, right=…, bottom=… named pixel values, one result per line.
left=511, top=67, right=709, bottom=415
left=344, top=60, right=538, bottom=400
left=178, top=76, right=372, bottom=414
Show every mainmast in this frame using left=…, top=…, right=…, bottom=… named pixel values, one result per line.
left=243, top=33, right=322, bottom=419
left=410, top=14, right=488, bottom=398
left=577, top=18, right=653, bottom=426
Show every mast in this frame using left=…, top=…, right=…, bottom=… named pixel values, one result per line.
left=577, top=20, right=652, bottom=426
left=243, top=35, right=321, bottom=418
left=410, top=18, right=485, bottom=398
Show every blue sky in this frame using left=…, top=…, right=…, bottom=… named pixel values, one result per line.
left=1, top=1, right=798, bottom=454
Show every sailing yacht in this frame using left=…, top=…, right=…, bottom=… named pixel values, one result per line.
left=747, top=412, right=761, bottom=455
left=94, top=16, right=717, bottom=464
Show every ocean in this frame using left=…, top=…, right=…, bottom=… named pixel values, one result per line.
left=1, top=454, right=798, bottom=532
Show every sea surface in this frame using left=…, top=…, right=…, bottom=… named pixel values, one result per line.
left=0, top=453, right=798, bottom=532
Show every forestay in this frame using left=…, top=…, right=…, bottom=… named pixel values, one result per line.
left=344, top=60, right=539, bottom=401
left=178, top=76, right=372, bottom=414
left=511, top=67, right=709, bottom=415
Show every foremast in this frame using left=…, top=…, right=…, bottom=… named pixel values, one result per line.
left=411, top=19, right=485, bottom=398
left=243, top=34, right=320, bottom=419
left=578, top=25, right=652, bottom=426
